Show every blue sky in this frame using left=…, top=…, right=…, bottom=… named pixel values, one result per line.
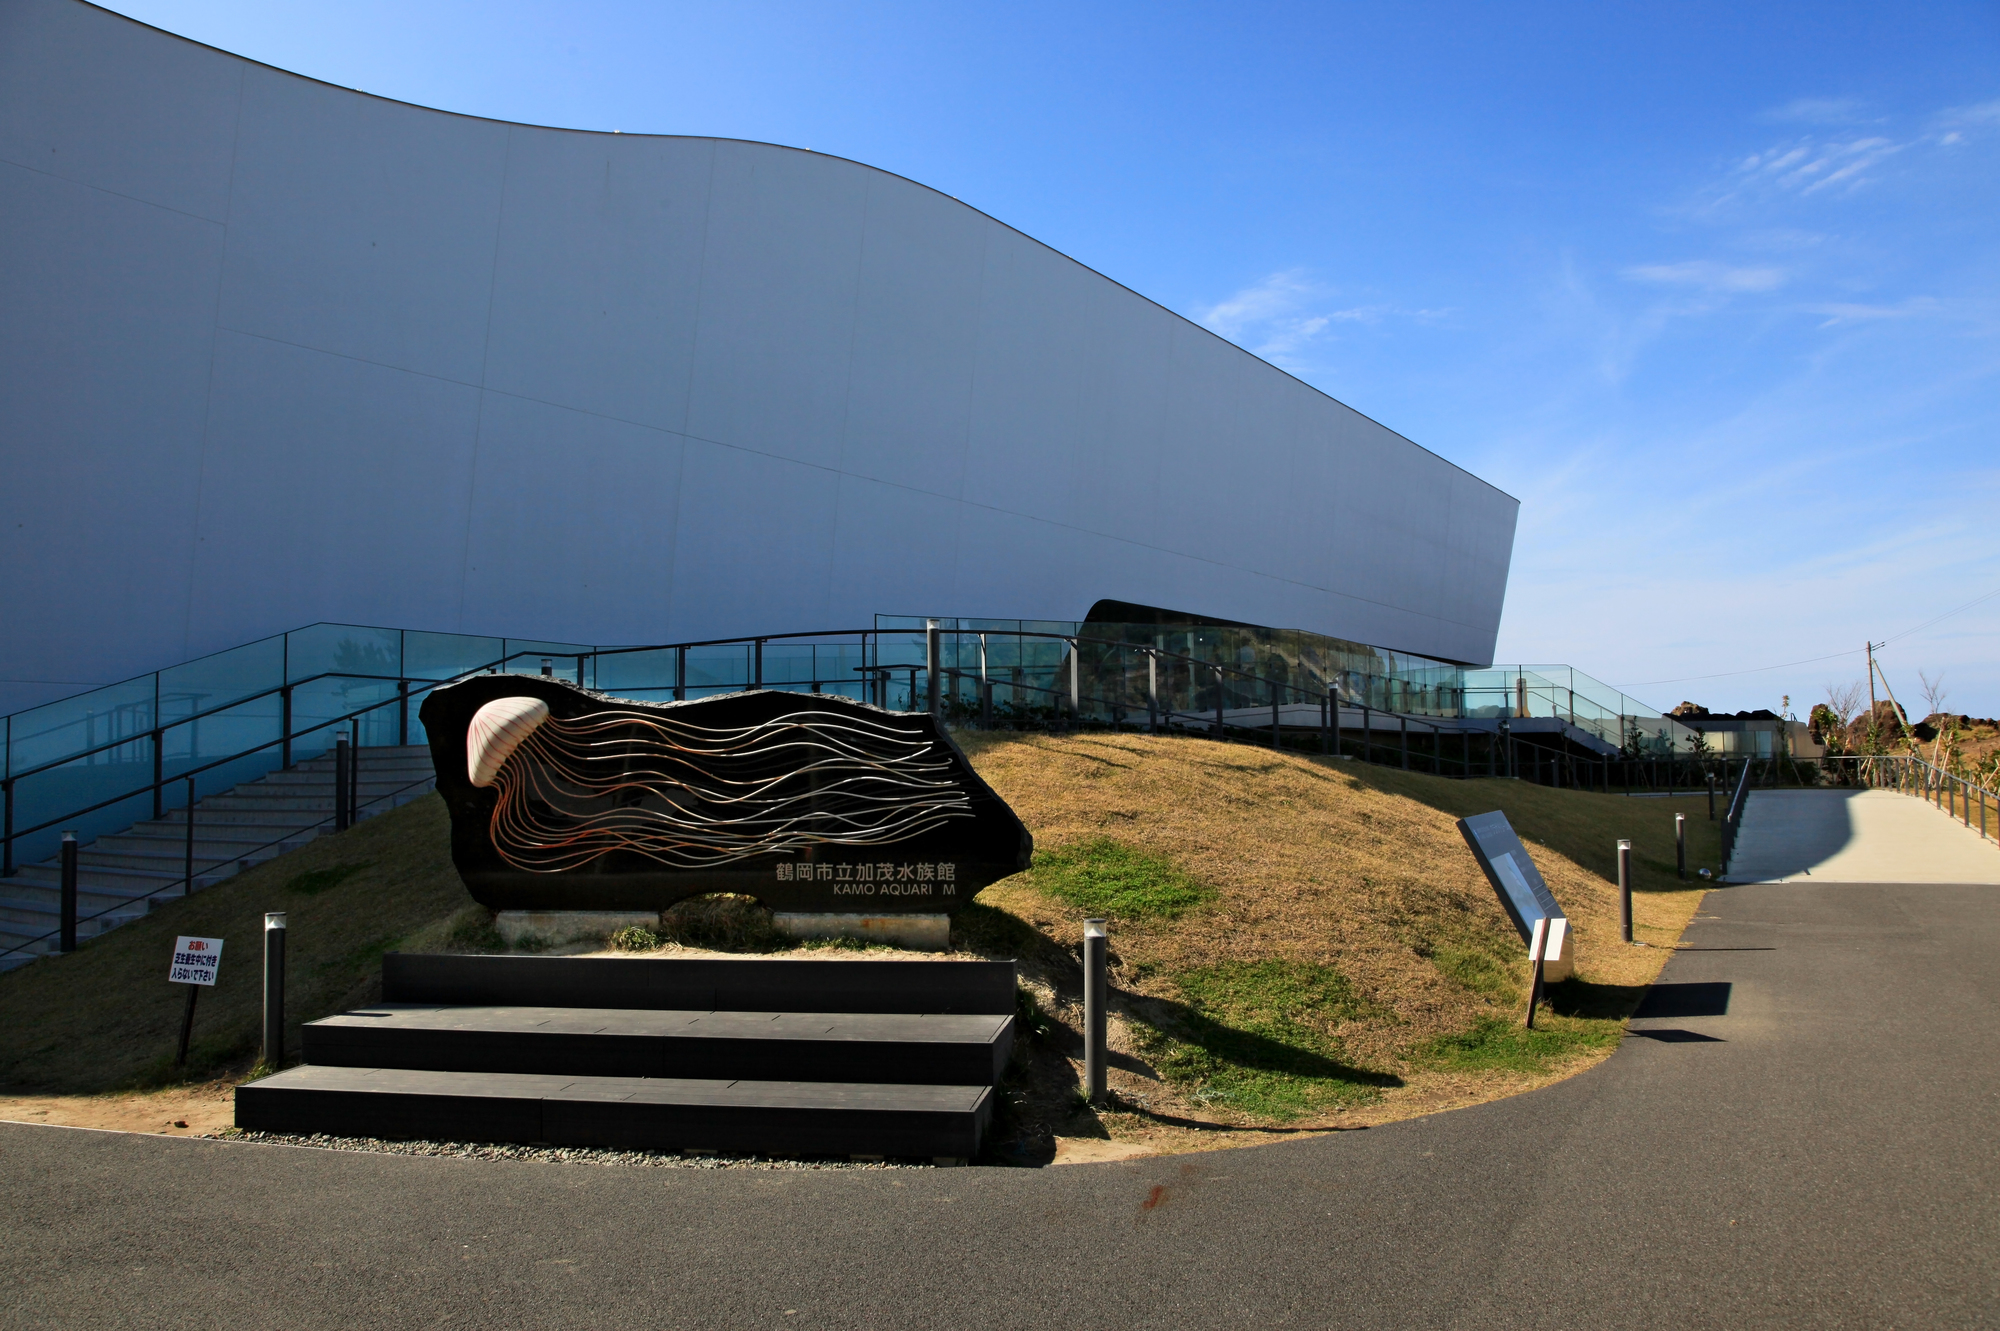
left=107, top=1, right=2000, bottom=719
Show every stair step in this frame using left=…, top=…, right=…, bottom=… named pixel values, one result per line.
left=303, top=1004, right=1012, bottom=1086
left=235, top=1065, right=991, bottom=1159
left=0, top=896, right=146, bottom=932
left=381, top=954, right=1019, bottom=1016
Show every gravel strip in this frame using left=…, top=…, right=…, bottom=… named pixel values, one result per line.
left=204, top=1130, right=935, bottom=1170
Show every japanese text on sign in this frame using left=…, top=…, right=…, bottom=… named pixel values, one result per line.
left=169, top=935, right=223, bottom=986
left=775, top=861, right=957, bottom=896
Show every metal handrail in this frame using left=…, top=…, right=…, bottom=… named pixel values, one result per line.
left=1820, top=752, right=1997, bottom=848
left=2, top=622, right=1598, bottom=891
left=1720, top=759, right=1755, bottom=871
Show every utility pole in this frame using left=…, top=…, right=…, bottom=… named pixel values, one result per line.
left=1866, top=641, right=1879, bottom=752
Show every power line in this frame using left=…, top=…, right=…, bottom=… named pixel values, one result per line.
left=1620, top=583, right=2000, bottom=689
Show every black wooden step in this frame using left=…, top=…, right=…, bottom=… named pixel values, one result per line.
left=381, top=953, right=1017, bottom=1015
left=236, top=1065, right=991, bottom=1160
left=302, top=1003, right=1014, bottom=1085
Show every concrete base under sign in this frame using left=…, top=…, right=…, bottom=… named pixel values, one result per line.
left=772, top=913, right=951, bottom=951
left=494, top=911, right=659, bottom=946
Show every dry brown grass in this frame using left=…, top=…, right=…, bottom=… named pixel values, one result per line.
left=956, top=731, right=1711, bottom=1157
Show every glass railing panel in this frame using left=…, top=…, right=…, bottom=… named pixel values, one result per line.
left=8, top=675, right=157, bottom=777
left=760, top=643, right=819, bottom=686
left=160, top=691, right=283, bottom=781
left=287, top=676, right=403, bottom=759
left=9, top=755, right=154, bottom=869
left=813, top=644, right=869, bottom=699
left=158, top=634, right=284, bottom=728
left=683, top=645, right=749, bottom=698
left=500, top=639, right=592, bottom=680
left=287, top=624, right=401, bottom=685
left=403, top=630, right=504, bottom=682
left=595, top=648, right=679, bottom=696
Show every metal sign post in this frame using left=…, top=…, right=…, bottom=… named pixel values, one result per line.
left=1524, top=918, right=1548, bottom=1029
left=168, top=935, right=223, bottom=1067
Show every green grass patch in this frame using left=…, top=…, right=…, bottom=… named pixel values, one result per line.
left=1421, top=1011, right=1622, bottom=1074
left=1136, top=960, right=1398, bottom=1120
left=1029, top=837, right=1214, bottom=919
left=1427, top=943, right=1520, bottom=1001
left=285, top=863, right=370, bottom=895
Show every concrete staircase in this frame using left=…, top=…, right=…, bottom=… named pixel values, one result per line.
left=0, top=745, right=436, bottom=971
left=239, top=954, right=1012, bottom=1162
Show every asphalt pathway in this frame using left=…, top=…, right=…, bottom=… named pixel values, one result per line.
left=6, top=880, right=1996, bottom=1329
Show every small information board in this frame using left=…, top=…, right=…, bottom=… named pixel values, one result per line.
left=169, top=936, right=224, bottom=986
left=1456, top=811, right=1572, bottom=981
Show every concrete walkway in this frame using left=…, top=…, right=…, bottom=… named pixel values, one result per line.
left=5, top=878, right=1997, bottom=1328
left=1729, top=788, right=2000, bottom=883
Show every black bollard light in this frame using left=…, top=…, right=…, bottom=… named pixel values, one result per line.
left=262, top=912, right=287, bottom=1070
left=1676, top=813, right=1687, bottom=881
left=1083, top=918, right=1108, bottom=1105
left=1707, top=775, right=1716, bottom=822
left=1618, top=839, right=1634, bottom=944
left=59, top=831, right=78, bottom=953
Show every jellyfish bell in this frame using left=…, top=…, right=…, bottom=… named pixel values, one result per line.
left=467, top=696, right=551, bottom=787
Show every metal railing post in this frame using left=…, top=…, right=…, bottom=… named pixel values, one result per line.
left=1213, top=668, right=1226, bottom=740
left=280, top=685, right=292, bottom=769
left=925, top=622, right=939, bottom=716
left=2, top=779, right=12, bottom=878
left=1400, top=716, right=1409, bottom=770
left=333, top=736, right=350, bottom=833
left=1362, top=704, right=1372, bottom=763
left=59, top=832, right=78, bottom=952
left=398, top=679, right=409, bottom=746
left=152, top=729, right=164, bottom=820
left=753, top=638, right=765, bottom=691
left=183, top=776, right=195, bottom=895
left=1271, top=682, right=1281, bottom=750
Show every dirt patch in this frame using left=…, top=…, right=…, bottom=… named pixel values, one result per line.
left=0, top=1081, right=235, bottom=1137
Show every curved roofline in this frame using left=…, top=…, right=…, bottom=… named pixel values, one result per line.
left=81, top=0, right=1516, bottom=505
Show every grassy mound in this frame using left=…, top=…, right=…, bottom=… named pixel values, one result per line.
left=961, top=732, right=1712, bottom=1147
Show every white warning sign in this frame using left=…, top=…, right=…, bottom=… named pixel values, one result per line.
left=169, top=936, right=223, bottom=986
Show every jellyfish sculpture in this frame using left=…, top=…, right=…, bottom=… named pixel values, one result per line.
left=420, top=675, right=1032, bottom=914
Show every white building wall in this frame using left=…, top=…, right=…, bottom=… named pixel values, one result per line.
left=0, top=0, right=1518, bottom=713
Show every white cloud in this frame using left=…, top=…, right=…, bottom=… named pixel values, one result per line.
left=1762, top=97, right=1871, bottom=125
left=1622, top=260, right=1785, bottom=293
left=1806, top=296, right=1942, bottom=328
left=1194, top=270, right=1442, bottom=368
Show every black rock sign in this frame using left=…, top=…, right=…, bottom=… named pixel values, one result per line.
left=420, top=675, right=1032, bottom=914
